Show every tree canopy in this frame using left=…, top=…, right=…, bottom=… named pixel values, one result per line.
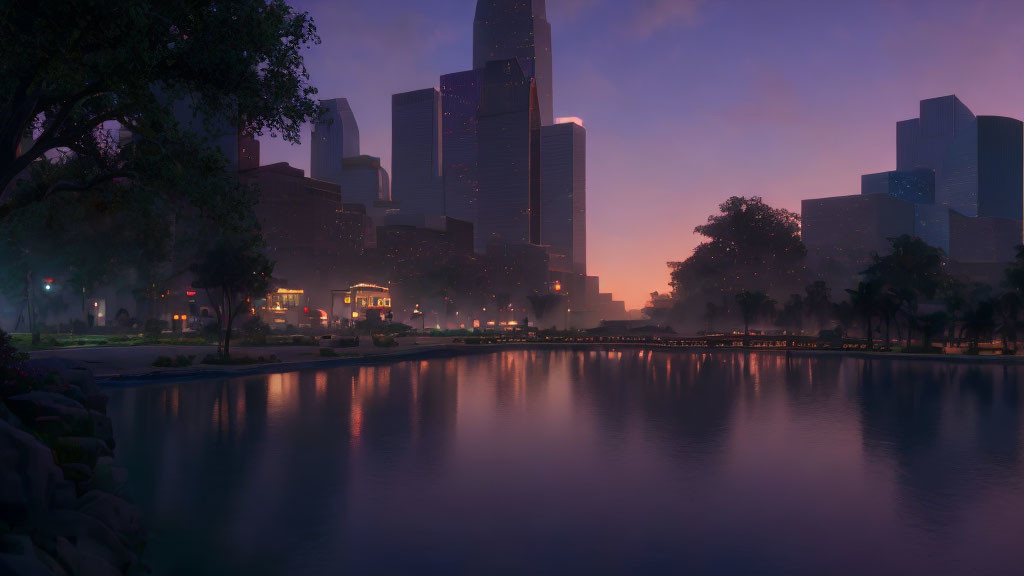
left=669, top=196, right=805, bottom=308
left=0, top=0, right=321, bottom=216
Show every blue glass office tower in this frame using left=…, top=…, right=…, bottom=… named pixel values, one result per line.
left=541, top=121, right=586, bottom=274
left=440, top=69, right=483, bottom=226
left=474, top=0, right=554, bottom=126
left=392, top=88, right=443, bottom=219
left=476, top=59, right=542, bottom=252
left=311, top=98, right=360, bottom=185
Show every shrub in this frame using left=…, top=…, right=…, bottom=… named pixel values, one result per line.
left=326, top=336, right=360, bottom=349
left=0, top=329, right=31, bottom=394
left=201, top=354, right=280, bottom=366
left=153, top=355, right=196, bottom=368
left=319, top=348, right=338, bottom=357
left=371, top=334, right=399, bottom=348
left=241, top=317, right=270, bottom=346
left=143, top=319, right=167, bottom=340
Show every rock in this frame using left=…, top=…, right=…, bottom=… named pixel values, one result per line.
left=0, top=551, right=55, bottom=576
left=53, top=437, right=112, bottom=469
left=60, top=463, right=93, bottom=485
left=6, top=392, right=94, bottom=439
left=54, top=536, right=121, bottom=576
left=43, top=510, right=137, bottom=572
left=59, top=385, right=87, bottom=407
left=78, top=491, right=145, bottom=548
left=83, top=394, right=108, bottom=414
left=0, top=419, right=62, bottom=526
left=24, top=358, right=97, bottom=395
left=90, top=458, right=129, bottom=498
left=88, top=411, right=114, bottom=450
left=51, top=480, right=78, bottom=510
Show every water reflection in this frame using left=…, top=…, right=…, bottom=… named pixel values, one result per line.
left=105, top=350, right=1024, bottom=575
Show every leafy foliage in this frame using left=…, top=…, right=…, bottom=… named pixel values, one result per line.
left=669, top=197, right=805, bottom=323
left=0, top=0, right=322, bottom=209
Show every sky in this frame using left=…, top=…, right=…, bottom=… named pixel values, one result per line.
left=260, top=0, right=1024, bottom=309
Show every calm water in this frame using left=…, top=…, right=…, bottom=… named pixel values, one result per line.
left=105, top=350, right=1024, bottom=575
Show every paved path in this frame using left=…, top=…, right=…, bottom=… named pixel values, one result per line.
left=28, top=337, right=459, bottom=380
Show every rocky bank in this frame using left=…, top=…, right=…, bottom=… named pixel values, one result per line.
left=1, top=358, right=146, bottom=575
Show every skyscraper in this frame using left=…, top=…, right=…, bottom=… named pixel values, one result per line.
left=541, top=119, right=586, bottom=274
left=311, top=98, right=360, bottom=185
left=476, top=58, right=542, bottom=251
left=895, top=95, right=1024, bottom=219
left=473, top=0, right=554, bottom=126
left=392, top=88, right=443, bottom=218
left=441, top=69, right=483, bottom=226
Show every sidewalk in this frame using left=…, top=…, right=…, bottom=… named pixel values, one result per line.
left=28, top=337, right=460, bottom=382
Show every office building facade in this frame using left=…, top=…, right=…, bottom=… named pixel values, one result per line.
left=311, top=98, right=360, bottom=185
left=441, top=69, right=483, bottom=227
left=540, top=120, right=586, bottom=274
left=392, top=88, right=443, bottom=219
left=473, top=0, right=554, bottom=126
left=476, top=59, right=542, bottom=252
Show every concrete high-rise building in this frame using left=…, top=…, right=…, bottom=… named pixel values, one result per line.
left=311, top=98, right=360, bottom=185
left=473, top=0, right=553, bottom=126
left=476, top=59, right=542, bottom=252
left=392, top=88, right=443, bottom=218
left=541, top=119, right=586, bottom=274
left=441, top=69, right=483, bottom=226
left=339, top=155, right=388, bottom=208
left=896, top=96, right=1024, bottom=220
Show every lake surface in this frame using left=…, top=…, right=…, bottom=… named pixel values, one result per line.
left=105, top=349, right=1024, bottom=575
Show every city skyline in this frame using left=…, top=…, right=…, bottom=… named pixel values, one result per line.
left=258, top=0, right=1024, bottom=308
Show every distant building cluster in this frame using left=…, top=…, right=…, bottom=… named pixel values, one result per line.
left=235, top=0, right=625, bottom=329
left=803, top=95, right=1024, bottom=288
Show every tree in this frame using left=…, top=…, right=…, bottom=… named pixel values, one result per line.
left=191, top=234, right=274, bottom=358
left=0, top=0, right=321, bottom=218
left=669, top=197, right=805, bottom=311
left=528, top=292, right=563, bottom=328
left=735, top=290, right=774, bottom=342
left=774, top=294, right=805, bottom=334
left=804, top=281, right=833, bottom=331
left=862, top=235, right=947, bottom=350
left=847, top=280, right=882, bottom=349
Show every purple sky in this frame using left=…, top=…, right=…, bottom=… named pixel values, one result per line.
left=260, top=0, right=1024, bottom=309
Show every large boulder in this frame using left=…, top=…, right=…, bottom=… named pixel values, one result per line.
left=43, top=510, right=137, bottom=572
left=89, top=458, right=129, bottom=498
left=24, top=358, right=98, bottom=395
left=78, top=491, right=145, bottom=549
left=0, top=419, right=62, bottom=525
left=6, top=392, right=95, bottom=439
left=52, top=437, right=112, bottom=469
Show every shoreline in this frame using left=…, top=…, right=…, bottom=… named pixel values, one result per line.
left=92, top=342, right=1024, bottom=388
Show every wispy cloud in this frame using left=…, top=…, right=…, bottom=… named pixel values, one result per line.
left=631, top=0, right=706, bottom=37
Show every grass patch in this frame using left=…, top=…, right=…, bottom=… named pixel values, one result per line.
left=201, top=354, right=280, bottom=366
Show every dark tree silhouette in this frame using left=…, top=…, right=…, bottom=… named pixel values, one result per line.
left=669, top=197, right=805, bottom=324
left=191, top=234, right=274, bottom=358
left=735, top=290, right=774, bottom=342
left=0, top=0, right=321, bottom=219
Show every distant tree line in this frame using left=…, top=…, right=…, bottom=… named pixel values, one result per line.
left=654, top=196, right=1024, bottom=353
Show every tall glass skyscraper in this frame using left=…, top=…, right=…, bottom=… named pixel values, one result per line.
left=391, top=88, right=443, bottom=218
left=441, top=69, right=483, bottom=226
left=541, top=120, right=586, bottom=274
left=473, top=0, right=554, bottom=126
left=311, top=98, right=360, bottom=185
left=476, top=58, right=542, bottom=252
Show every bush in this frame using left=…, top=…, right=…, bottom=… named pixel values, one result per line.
left=371, top=334, right=399, bottom=348
left=241, top=317, right=270, bottom=346
left=319, top=348, right=338, bottom=357
left=326, top=336, right=360, bottom=349
left=143, top=319, right=167, bottom=340
left=0, top=329, right=31, bottom=394
left=152, top=355, right=196, bottom=368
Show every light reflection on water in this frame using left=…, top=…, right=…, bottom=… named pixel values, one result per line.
left=105, top=351, right=1024, bottom=575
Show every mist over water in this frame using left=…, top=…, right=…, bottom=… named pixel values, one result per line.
left=106, top=351, right=1024, bottom=575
